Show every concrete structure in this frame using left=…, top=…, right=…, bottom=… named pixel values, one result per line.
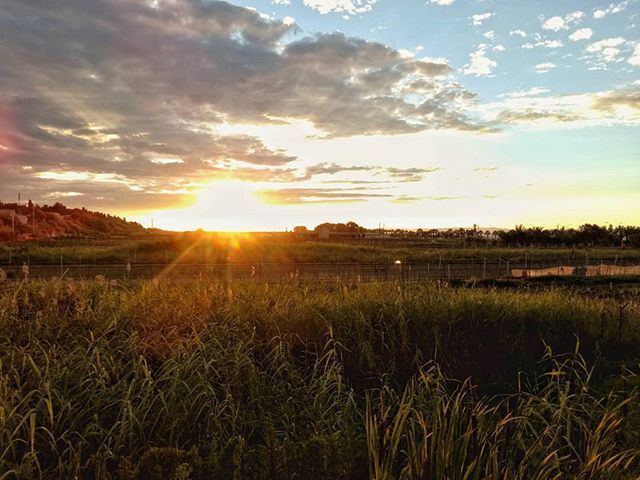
left=318, top=228, right=365, bottom=240
left=364, top=233, right=388, bottom=240
left=586, top=265, right=640, bottom=276
left=512, top=266, right=576, bottom=278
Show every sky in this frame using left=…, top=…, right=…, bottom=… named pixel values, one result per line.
left=0, top=0, right=638, bottom=231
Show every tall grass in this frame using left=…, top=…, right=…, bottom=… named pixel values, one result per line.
left=0, top=280, right=638, bottom=478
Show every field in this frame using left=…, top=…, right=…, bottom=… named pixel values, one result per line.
left=2, top=277, right=640, bottom=479
left=2, top=236, right=640, bottom=285
left=2, top=235, right=640, bottom=266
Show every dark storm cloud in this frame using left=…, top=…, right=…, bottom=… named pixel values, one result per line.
left=0, top=0, right=482, bottom=208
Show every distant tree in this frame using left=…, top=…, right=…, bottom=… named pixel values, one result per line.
left=314, top=221, right=364, bottom=233
left=293, top=226, right=308, bottom=233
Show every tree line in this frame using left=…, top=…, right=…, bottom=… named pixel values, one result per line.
left=294, top=222, right=640, bottom=247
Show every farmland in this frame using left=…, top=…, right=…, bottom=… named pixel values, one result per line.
left=2, top=236, right=640, bottom=479
left=1, top=235, right=640, bottom=282
left=1, top=277, right=640, bottom=479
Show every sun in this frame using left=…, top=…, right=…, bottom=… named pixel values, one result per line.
left=148, top=180, right=274, bottom=232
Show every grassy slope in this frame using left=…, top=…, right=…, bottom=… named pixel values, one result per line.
left=1, top=280, right=639, bottom=478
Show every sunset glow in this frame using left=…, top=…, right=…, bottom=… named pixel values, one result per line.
left=1, top=0, right=638, bottom=230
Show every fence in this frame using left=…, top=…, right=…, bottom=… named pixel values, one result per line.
left=2, top=260, right=640, bottom=283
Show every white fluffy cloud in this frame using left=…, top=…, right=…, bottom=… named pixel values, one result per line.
left=302, top=0, right=377, bottom=14
left=535, top=62, right=556, bottom=73
left=569, top=28, right=593, bottom=42
left=629, top=44, right=640, bottom=66
left=429, top=0, right=455, bottom=5
left=471, top=13, right=494, bottom=27
left=522, top=40, right=564, bottom=49
left=509, top=30, right=527, bottom=37
left=542, top=16, right=566, bottom=32
left=593, top=1, right=629, bottom=19
left=462, top=44, right=497, bottom=76
left=542, top=11, right=585, bottom=31
left=586, top=37, right=627, bottom=65
left=501, top=87, right=551, bottom=98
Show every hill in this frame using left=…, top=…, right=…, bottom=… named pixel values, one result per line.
left=0, top=201, right=145, bottom=241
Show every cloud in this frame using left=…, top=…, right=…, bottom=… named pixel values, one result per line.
left=302, top=0, right=377, bottom=14
left=0, top=0, right=486, bottom=209
left=391, top=195, right=423, bottom=204
left=471, top=13, right=494, bottom=27
left=429, top=0, right=455, bottom=5
left=593, top=1, right=629, bottom=19
left=542, top=16, right=567, bottom=32
left=478, top=86, right=640, bottom=128
left=569, top=28, right=593, bottom=42
left=299, top=163, right=439, bottom=182
left=535, top=62, right=556, bottom=73
left=630, top=44, right=640, bottom=66
left=585, top=37, right=628, bottom=66
left=386, top=167, right=440, bottom=182
left=462, top=44, right=497, bottom=77
left=259, top=187, right=393, bottom=204
left=509, top=30, right=527, bottom=37
left=592, top=87, right=640, bottom=112
left=522, top=40, right=564, bottom=49
left=542, top=11, right=584, bottom=31
left=501, top=87, right=551, bottom=98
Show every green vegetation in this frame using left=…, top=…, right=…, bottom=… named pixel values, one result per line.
left=1, top=280, right=639, bottom=478
left=2, top=235, right=639, bottom=266
left=0, top=202, right=144, bottom=241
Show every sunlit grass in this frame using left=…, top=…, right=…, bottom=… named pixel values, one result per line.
left=1, top=279, right=639, bottom=478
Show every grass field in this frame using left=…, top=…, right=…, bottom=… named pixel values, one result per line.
left=1, top=279, right=639, bottom=479
left=1, top=235, right=639, bottom=266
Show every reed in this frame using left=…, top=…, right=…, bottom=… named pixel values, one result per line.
left=1, top=279, right=638, bottom=478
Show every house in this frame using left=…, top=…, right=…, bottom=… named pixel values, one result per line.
left=317, top=228, right=365, bottom=240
